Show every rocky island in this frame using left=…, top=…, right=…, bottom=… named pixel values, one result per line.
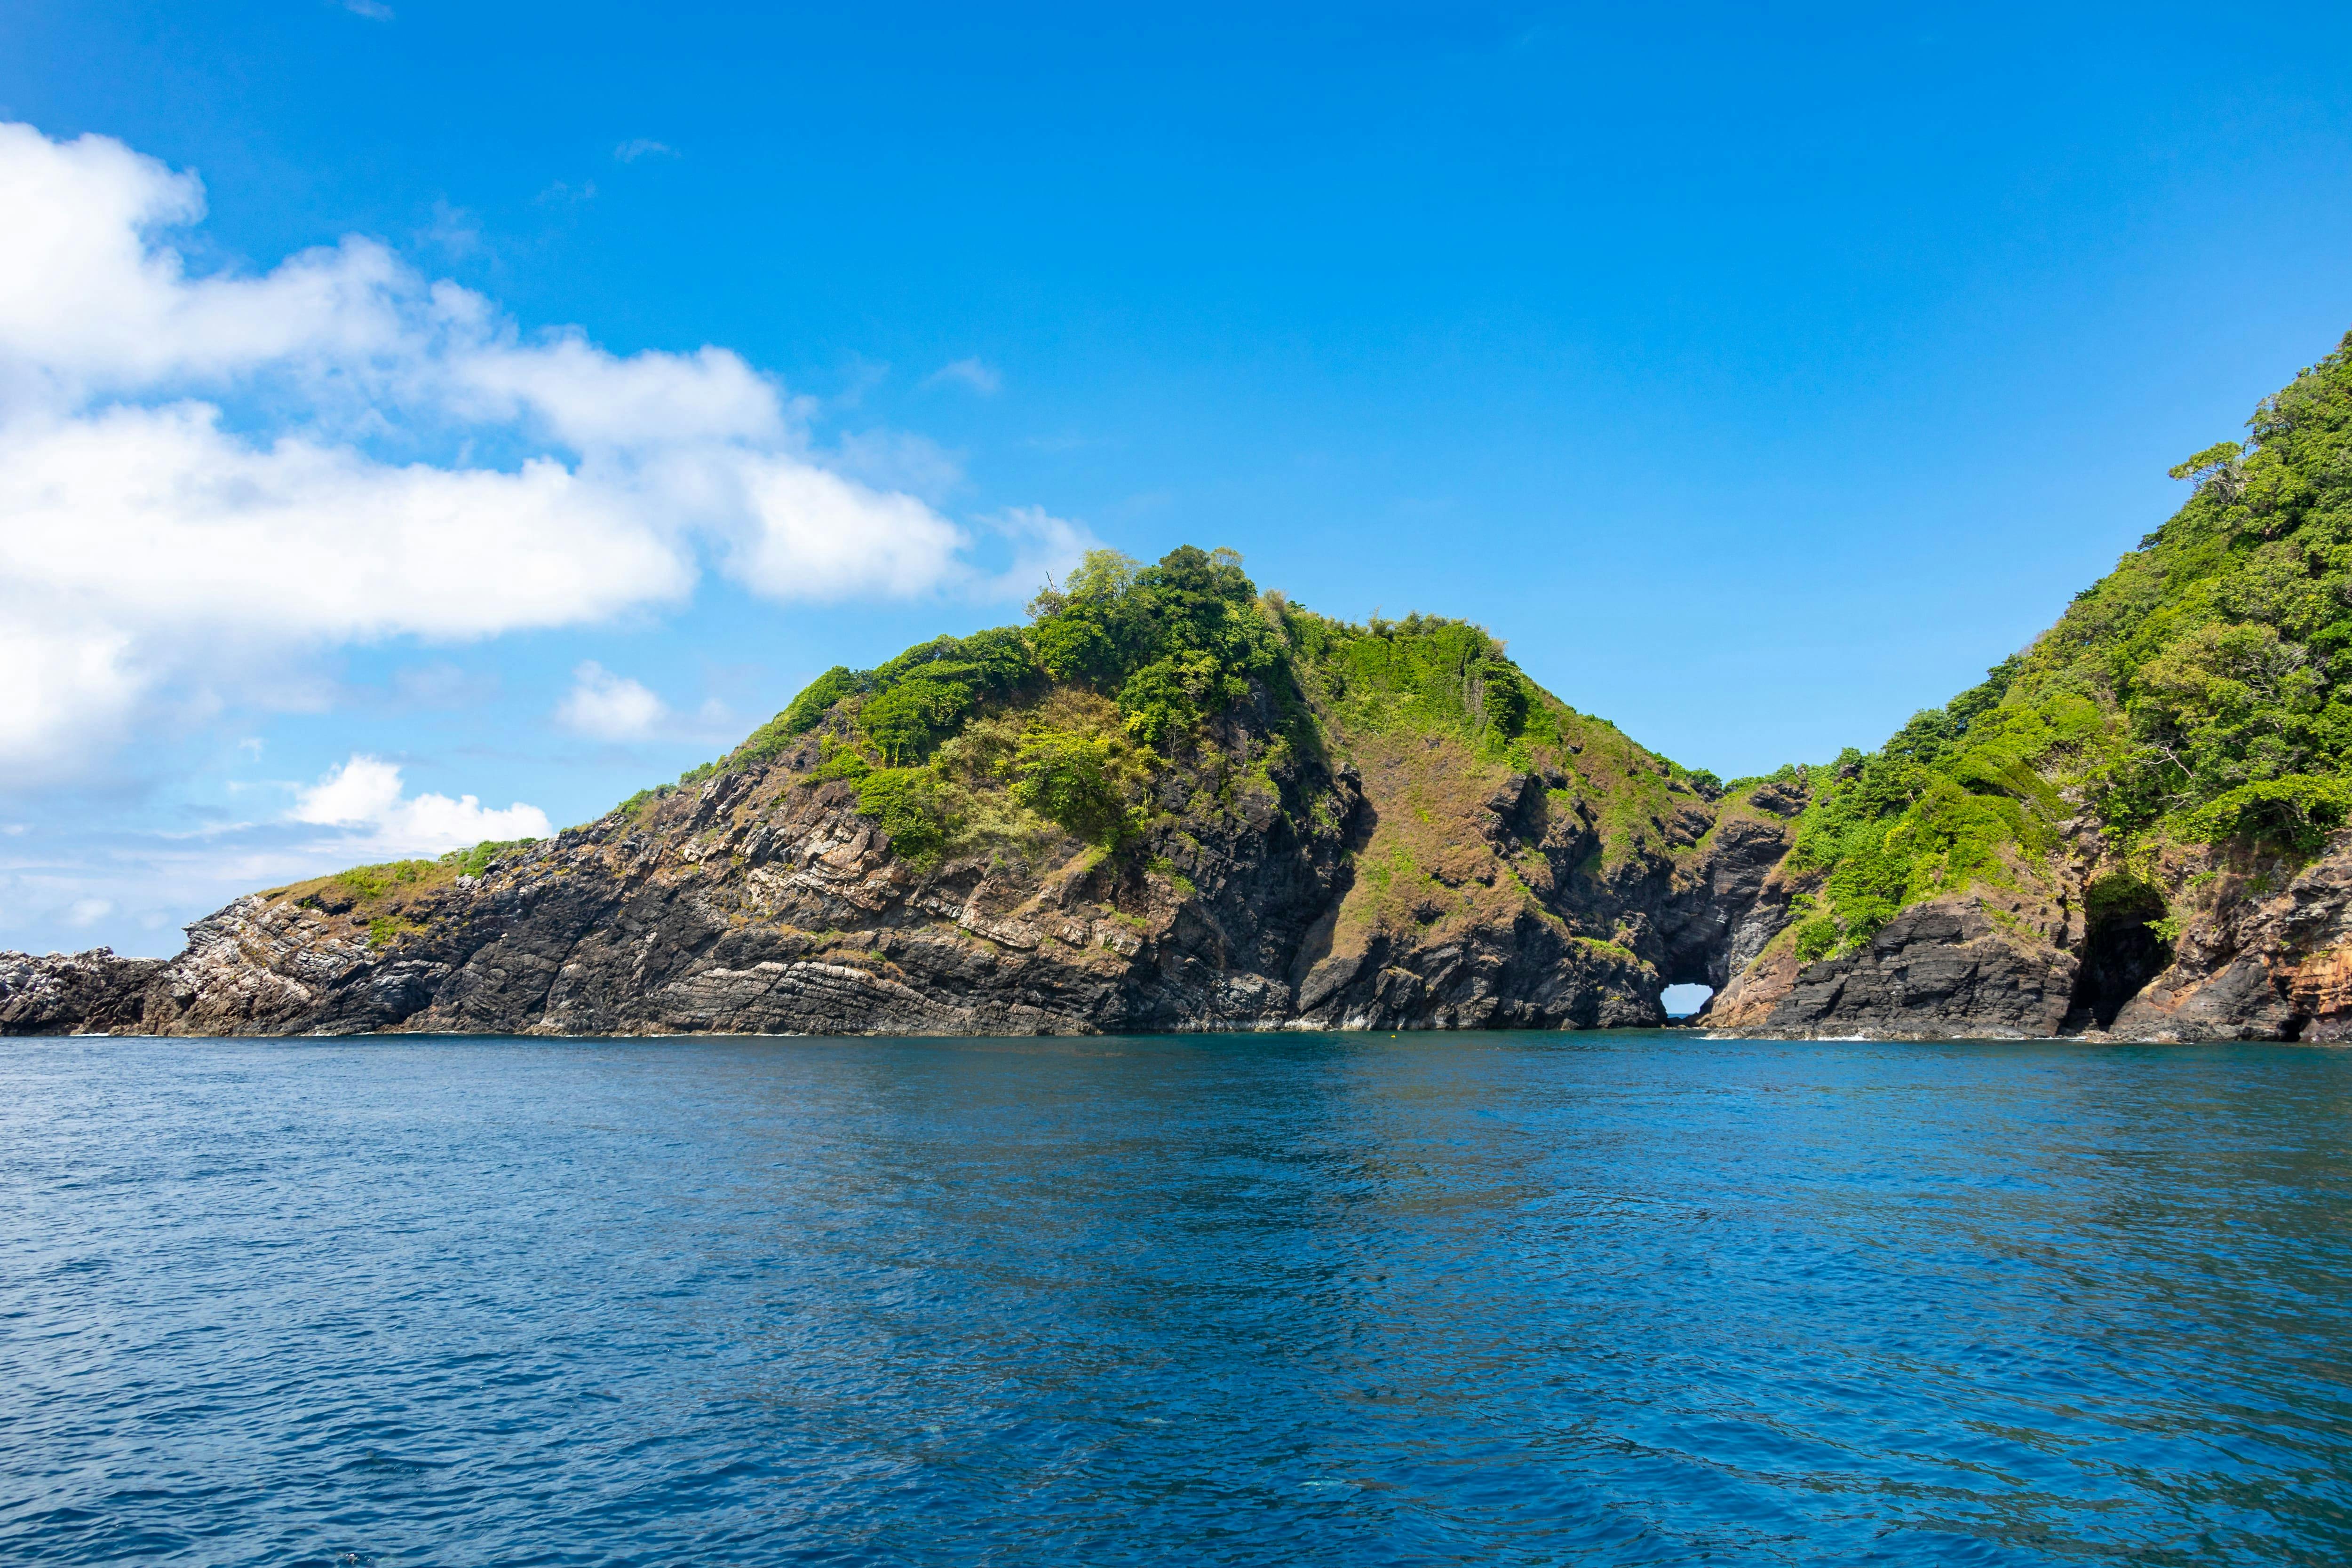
left=11, top=333, right=2352, bottom=1042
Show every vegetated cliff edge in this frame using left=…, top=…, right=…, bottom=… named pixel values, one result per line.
left=16, top=332, right=2352, bottom=1043
left=0, top=547, right=1797, bottom=1037
left=1711, top=328, right=2352, bottom=1042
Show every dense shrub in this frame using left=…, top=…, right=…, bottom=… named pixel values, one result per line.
left=852, top=768, right=951, bottom=866
left=1010, top=727, right=1143, bottom=847
left=1780, top=329, right=2352, bottom=955
left=1029, top=545, right=1282, bottom=746
left=1288, top=609, right=1555, bottom=757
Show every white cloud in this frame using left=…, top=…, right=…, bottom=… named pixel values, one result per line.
left=726, top=459, right=974, bottom=600
left=832, top=427, right=965, bottom=502
left=291, top=754, right=550, bottom=855
left=964, top=506, right=1097, bottom=602
left=67, top=897, right=114, bottom=926
left=922, top=357, right=1002, bottom=395
left=556, top=661, right=668, bottom=741
left=342, top=0, right=394, bottom=18
left=614, top=140, right=677, bottom=163
left=0, top=121, right=1095, bottom=791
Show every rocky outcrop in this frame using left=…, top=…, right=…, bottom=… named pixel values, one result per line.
left=0, top=948, right=166, bottom=1034
left=21, top=737, right=2352, bottom=1042
left=1695, top=819, right=2352, bottom=1043
left=1658, top=783, right=1807, bottom=993
left=24, top=676, right=2352, bottom=1043
left=1, top=700, right=1796, bottom=1038
left=1706, top=897, right=2078, bottom=1039
left=2109, top=835, right=2352, bottom=1042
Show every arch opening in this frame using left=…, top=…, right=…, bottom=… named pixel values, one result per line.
left=1661, top=982, right=1715, bottom=1019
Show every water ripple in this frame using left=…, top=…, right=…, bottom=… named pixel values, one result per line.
left=2, top=1033, right=2348, bottom=1564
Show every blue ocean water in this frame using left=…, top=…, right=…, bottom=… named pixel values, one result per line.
left=2, top=1033, right=2348, bottom=1566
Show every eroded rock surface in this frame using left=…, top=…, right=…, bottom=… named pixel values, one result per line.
left=3, top=705, right=1794, bottom=1038
left=1708, top=897, right=2078, bottom=1039
left=21, top=719, right=2352, bottom=1044
left=2110, top=836, right=2352, bottom=1042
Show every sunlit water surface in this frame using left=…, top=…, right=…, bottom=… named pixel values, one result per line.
left=3, top=1032, right=2348, bottom=1565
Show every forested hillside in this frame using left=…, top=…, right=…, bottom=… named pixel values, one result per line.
left=624, top=542, right=1714, bottom=890
left=1763, top=331, right=2352, bottom=963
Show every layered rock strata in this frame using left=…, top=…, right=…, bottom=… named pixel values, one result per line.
left=1699, top=824, right=2352, bottom=1043
left=20, top=757, right=2352, bottom=1042
left=2, top=712, right=1796, bottom=1038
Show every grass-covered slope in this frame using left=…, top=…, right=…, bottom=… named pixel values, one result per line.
left=1770, top=329, right=2352, bottom=962
left=279, top=544, right=1719, bottom=1015
left=610, top=543, right=1713, bottom=892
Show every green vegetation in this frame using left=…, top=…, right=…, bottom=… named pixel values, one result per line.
left=639, top=544, right=1691, bottom=878
left=366, top=914, right=418, bottom=948
left=446, top=838, right=538, bottom=878
left=1282, top=610, right=1554, bottom=761
left=281, top=836, right=544, bottom=931
left=1289, top=611, right=1543, bottom=747
left=327, top=859, right=443, bottom=901
left=1780, top=328, right=2352, bottom=956
left=636, top=546, right=1301, bottom=870
left=1030, top=546, right=1284, bottom=745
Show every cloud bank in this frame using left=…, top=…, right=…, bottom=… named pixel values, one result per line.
left=290, top=754, right=551, bottom=856
left=0, top=122, right=1086, bottom=790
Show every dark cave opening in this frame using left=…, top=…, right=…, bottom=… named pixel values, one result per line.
left=2072, top=885, right=2173, bottom=1029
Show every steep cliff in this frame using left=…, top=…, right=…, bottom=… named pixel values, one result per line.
left=1, top=548, right=1793, bottom=1037
left=19, top=333, right=2352, bottom=1044
left=1708, top=329, right=2352, bottom=1041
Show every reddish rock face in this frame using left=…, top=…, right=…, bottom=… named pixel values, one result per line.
left=2106, top=838, right=2352, bottom=1044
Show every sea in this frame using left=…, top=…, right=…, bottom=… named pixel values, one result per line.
left=2, top=1031, right=2347, bottom=1565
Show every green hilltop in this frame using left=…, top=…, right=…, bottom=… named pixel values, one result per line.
left=1774, top=328, right=2352, bottom=961
left=621, top=542, right=1703, bottom=877
left=324, top=324, right=2352, bottom=979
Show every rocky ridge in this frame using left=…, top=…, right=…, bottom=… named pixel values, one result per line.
left=18, top=729, right=2352, bottom=1045
left=21, top=483, right=2352, bottom=1045
left=1, top=609, right=1802, bottom=1038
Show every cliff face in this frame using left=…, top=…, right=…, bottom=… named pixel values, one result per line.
left=0, top=585, right=1799, bottom=1038
left=1695, top=831, right=2352, bottom=1043
left=0, top=733, right=1794, bottom=1041
left=27, top=781, right=2352, bottom=1042
left=21, top=312, right=2352, bottom=1055
left=2108, top=835, right=2352, bottom=1042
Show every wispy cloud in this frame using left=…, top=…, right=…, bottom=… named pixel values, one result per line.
left=555, top=662, right=669, bottom=742
left=965, top=506, right=1093, bottom=602
left=833, top=428, right=965, bottom=504
left=613, top=139, right=678, bottom=163
left=416, top=198, right=482, bottom=258
left=340, top=0, right=394, bottom=19
left=922, top=357, right=1001, bottom=395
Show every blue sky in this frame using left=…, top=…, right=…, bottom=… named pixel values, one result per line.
left=3, top=1, right=2350, bottom=958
